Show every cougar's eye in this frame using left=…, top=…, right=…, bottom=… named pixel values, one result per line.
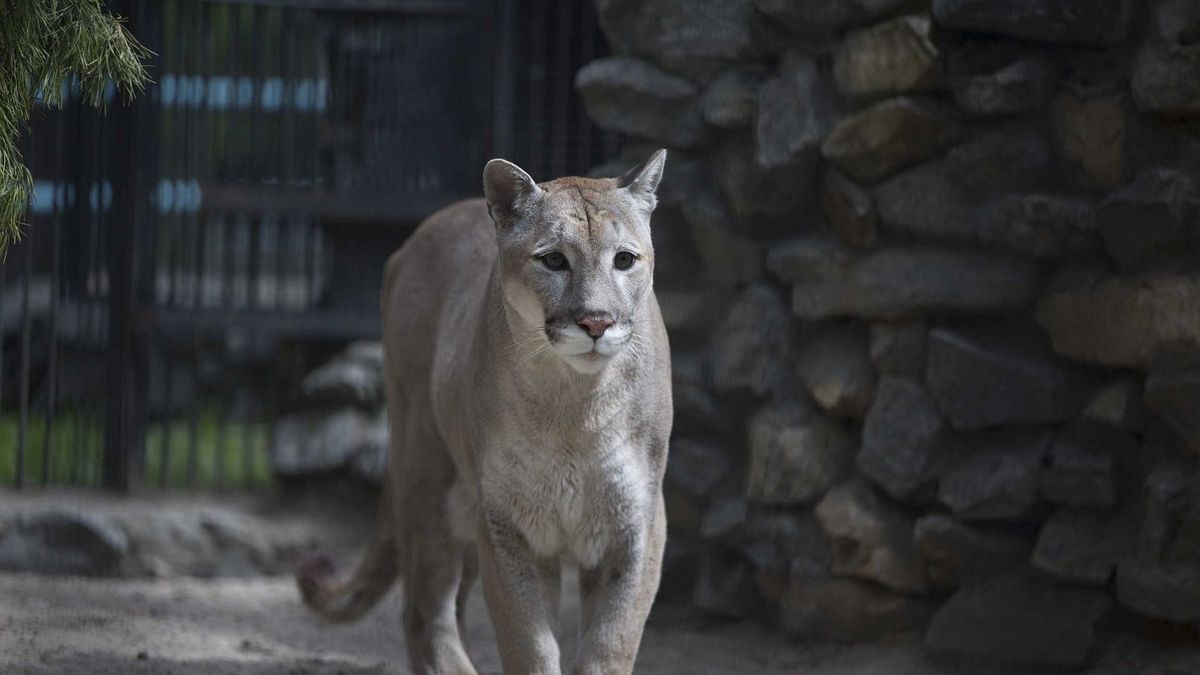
left=613, top=251, right=637, bottom=270
left=540, top=252, right=568, bottom=271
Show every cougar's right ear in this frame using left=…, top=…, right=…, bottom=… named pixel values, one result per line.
left=483, top=159, right=542, bottom=226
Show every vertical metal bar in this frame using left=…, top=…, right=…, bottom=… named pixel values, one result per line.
left=158, top=347, right=171, bottom=487
left=43, top=107, right=67, bottom=485
left=16, top=211, right=33, bottom=490
left=0, top=253, right=6, bottom=486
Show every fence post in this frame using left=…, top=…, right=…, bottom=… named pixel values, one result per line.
left=102, top=0, right=152, bottom=492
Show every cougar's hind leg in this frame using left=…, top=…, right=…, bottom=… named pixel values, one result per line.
left=395, top=402, right=477, bottom=675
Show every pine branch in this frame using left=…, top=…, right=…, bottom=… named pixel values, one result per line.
left=0, top=0, right=151, bottom=254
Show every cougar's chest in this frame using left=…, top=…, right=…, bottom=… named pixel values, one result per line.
left=484, top=437, right=647, bottom=568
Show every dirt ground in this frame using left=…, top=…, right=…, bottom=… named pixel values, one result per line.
left=1, top=490, right=1197, bottom=674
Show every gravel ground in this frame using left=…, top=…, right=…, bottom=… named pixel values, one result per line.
left=1, top=490, right=1196, bottom=674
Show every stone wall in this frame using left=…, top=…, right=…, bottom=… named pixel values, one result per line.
left=577, top=0, right=1200, bottom=667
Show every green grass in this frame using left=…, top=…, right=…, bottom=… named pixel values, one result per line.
left=0, top=408, right=272, bottom=489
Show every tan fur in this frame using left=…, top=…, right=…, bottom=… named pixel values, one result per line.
left=299, top=151, right=673, bottom=675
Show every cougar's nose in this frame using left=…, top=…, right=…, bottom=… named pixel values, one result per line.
left=576, top=313, right=615, bottom=338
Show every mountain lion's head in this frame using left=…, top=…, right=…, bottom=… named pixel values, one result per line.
left=483, top=149, right=666, bottom=375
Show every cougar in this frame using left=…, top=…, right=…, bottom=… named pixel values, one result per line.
left=298, top=149, right=673, bottom=675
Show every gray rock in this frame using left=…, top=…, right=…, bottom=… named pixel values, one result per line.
left=931, top=0, right=1131, bottom=46
left=869, top=319, right=928, bottom=377
left=746, top=400, right=855, bottom=504
left=709, top=285, right=796, bottom=397
left=924, top=572, right=1113, bottom=669
left=925, top=327, right=1094, bottom=429
left=1050, top=81, right=1129, bottom=190
left=834, top=14, right=941, bottom=100
left=678, top=193, right=764, bottom=285
left=575, top=57, right=705, bottom=148
left=791, top=246, right=1038, bottom=319
left=822, top=170, right=879, bottom=249
left=1032, top=508, right=1135, bottom=586
left=1145, top=350, right=1200, bottom=454
left=270, top=407, right=382, bottom=477
left=666, top=438, right=736, bottom=536
left=872, top=161, right=973, bottom=240
left=815, top=479, right=929, bottom=594
left=700, top=67, right=765, bottom=129
left=0, top=511, right=128, bottom=576
left=593, top=0, right=763, bottom=81
left=1041, top=422, right=1133, bottom=508
left=671, top=351, right=732, bottom=433
left=974, top=194, right=1096, bottom=259
left=754, top=0, right=920, bottom=30
left=780, top=571, right=929, bottom=643
left=796, top=323, right=877, bottom=419
left=1136, top=459, right=1200, bottom=563
left=1036, top=273, right=1200, bottom=368
left=710, top=140, right=810, bottom=234
left=693, top=546, right=759, bottom=618
left=767, top=236, right=854, bottom=283
left=1097, top=168, right=1200, bottom=270
left=943, top=124, right=1052, bottom=198
left=938, top=429, right=1053, bottom=521
left=755, top=51, right=837, bottom=171
left=301, top=341, right=384, bottom=406
left=820, top=97, right=962, bottom=183
left=913, top=514, right=1030, bottom=591
left=1083, top=376, right=1147, bottom=432
left=953, top=55, right=1059, bottom=114
left=1132, top=41, right=1200, bottom=115
left=1116, top=559, right=1200, bottom=624
left=857, top=377, right=947, bottom=502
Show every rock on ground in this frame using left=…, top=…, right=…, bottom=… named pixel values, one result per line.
left=815, top=479, right=929, bottom=594
left=746, top=400, right=856, bottom=505
left=913, top=514, right=1030, bottom=591
left=924, top=572, right=1114, bottom=670
left=857, top=377, right=946, bottom=503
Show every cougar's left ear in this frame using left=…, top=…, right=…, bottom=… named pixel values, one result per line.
left=483, top=158, right=542, bottom=226
left=618, top=148, right=667, bottom=212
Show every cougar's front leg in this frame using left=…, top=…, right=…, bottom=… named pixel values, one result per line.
left=476, top=511, right=562, bottom=675
left=575, top=493, right=666, bottom=675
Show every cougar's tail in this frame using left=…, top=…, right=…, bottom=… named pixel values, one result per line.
left=296, top=492, right=400, bottom=623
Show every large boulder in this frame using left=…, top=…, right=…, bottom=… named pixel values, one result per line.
left=815, top=479, right=929, bottom=594
left=710, top=139, right=812, bottom=234
left=913, top=514, right=1030, bottom=591
left=872, top=161, right=973, bottom=240
left=1096, top=168, right=1200, bottom=270
left=746, top=400, right=856, bottom=504
left=925, top=327, right=1095, bottom=429
left=938, top=429, right=1053, bottom=521
left=709, top=285, right=796, bottom=397
left=952, top=55, right=1059, bottom=115
left=780, top=571, right=930, bottom=643
left=795, top=323, right=877, bottom=419
left=1144, top=350, right=1200, bottom=454
left=857, top=377, right=947, bottom=502
left=822, top=170, right=879, bottom=249
left=0, top=511, right=128, bottom=576
left=833, top=15, right=941, bottom=100
left=593, top=0, right=763, bottom=81
left=924, top=572, right=1113, bottom=670
left=1036, top=272, right=1200, bottom=368
left=942, top=124, right=1052, bottom=198
left=1032, top=508, right=1135, bottom=586
left=755, top=51, right=838, bottom=171
left=700, top=67, right=766, bottom=129
left=767, top=235, right=854, bottom=283
left=790, top=246, right=1038, bottom=319
left=868, top=319, right=928, bottom=377
left=270, top=407, right=387, bottom=480
left=753, top=0, right=921, bottom=30
left=576, top=57, right=706, bottom=148
left=1049, top=81, right=1129, bottom=190
left=931, top=0, right=1131, bottom=47
left=974, top=194, right=1097, bottom=260
left=678, top=192, right=764, bottom=286
left=820, top=97, right=962, bottom=183
left=1040, top=422, right=1132, bottom=508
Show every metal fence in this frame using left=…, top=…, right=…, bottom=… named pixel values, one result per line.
left=1, top=0, right=614, bottom=490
